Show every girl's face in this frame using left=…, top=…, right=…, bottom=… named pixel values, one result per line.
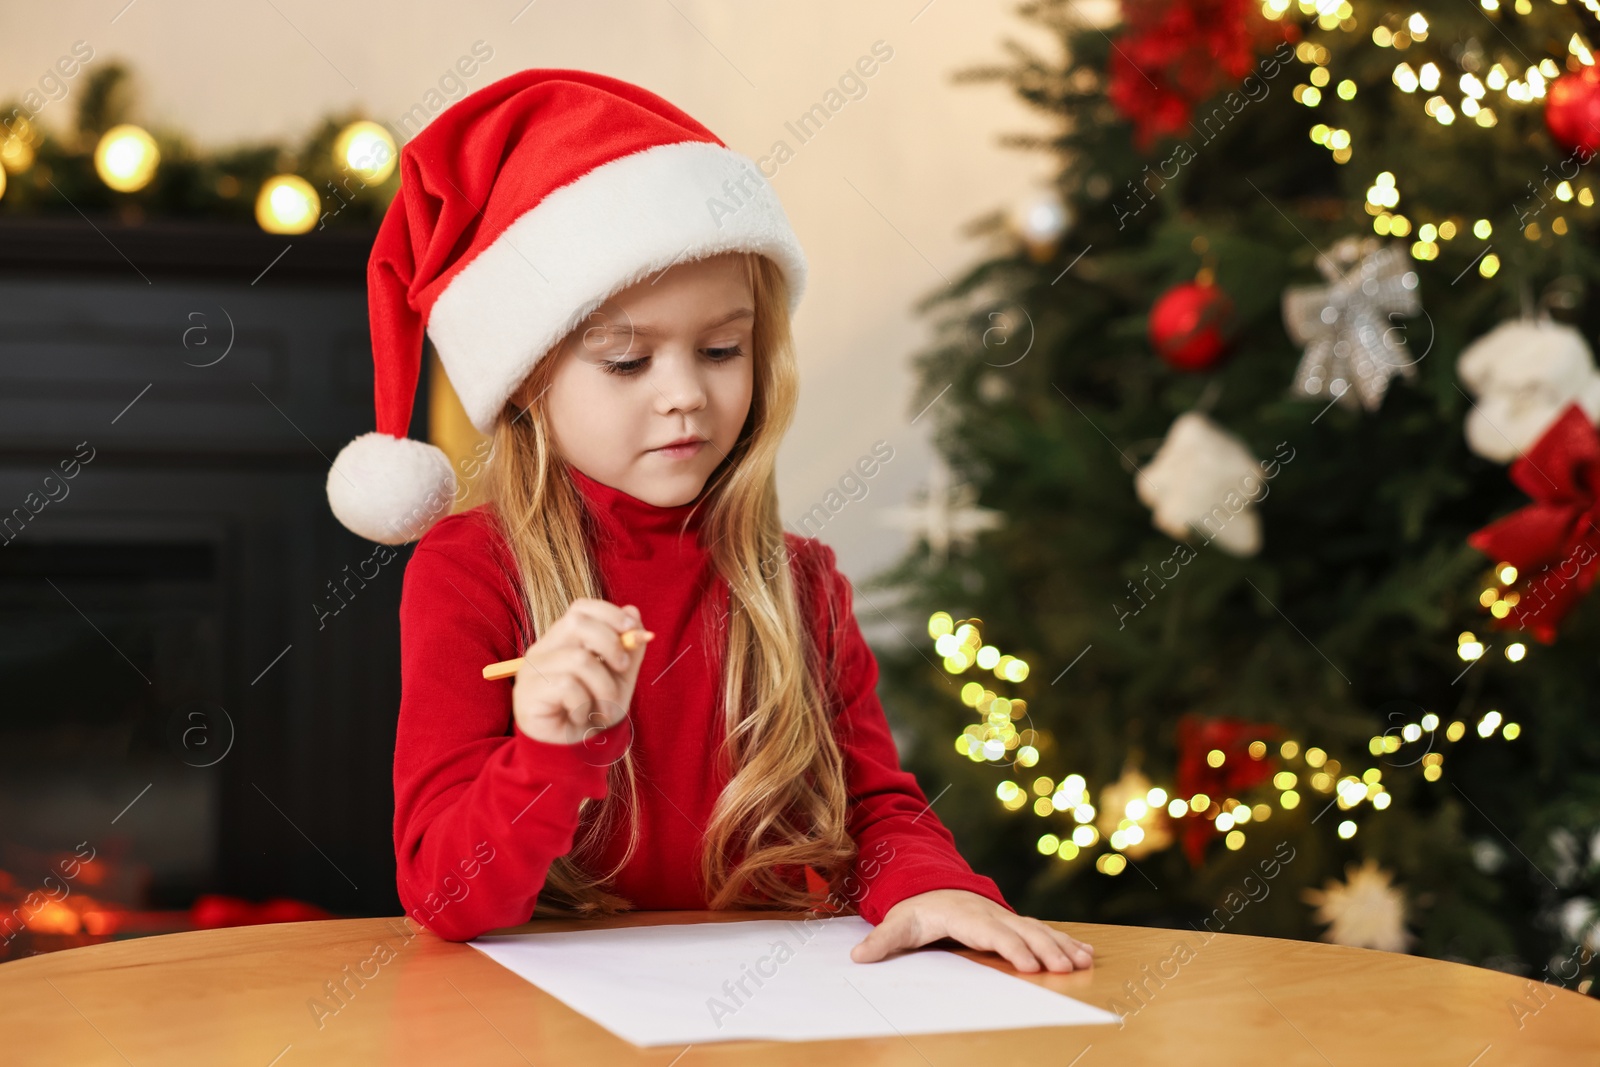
left=518, top=253, right=756, bottom=507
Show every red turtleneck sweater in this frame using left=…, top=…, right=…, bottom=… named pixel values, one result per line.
left=392, top=465, right=1012, bottom=940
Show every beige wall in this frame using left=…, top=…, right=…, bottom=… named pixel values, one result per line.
left=4, top=0, right=1057, bottom=598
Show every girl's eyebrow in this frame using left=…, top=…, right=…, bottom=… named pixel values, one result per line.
left=622, top=307, right=754, bottom=337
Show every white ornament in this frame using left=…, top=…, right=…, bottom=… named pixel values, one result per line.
left=1470, top=838, right=1506, bottom=875
left=1303, top=857, right=1414, bottom=953
left=1010, top=189, right=1071, bottom=259
left=1551, top=826, right=1586, bottom=888
left=1456, top=317, right=1600, bottom=463
left=878, top=458, right=1003, bottom=564
left=1135, top=412, right=1265, bottom=557
left=1557, top=896, right=1598, bottom=948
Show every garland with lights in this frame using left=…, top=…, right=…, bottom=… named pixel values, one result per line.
left=0, top=63, right=397, bottom=232
left=931, top=613, right=1518, bottom=877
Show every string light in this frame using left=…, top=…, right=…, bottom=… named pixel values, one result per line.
left=1469, top=563, right=1538, bottom=659
left=332, top=121, right=397, bottom=184
left=931, top=611, right=1521, bottom=875
left=95, top=124, right=159, bottom=192
left=255, top=175, right=319, bottom=234
left=1367, top=172, right=1401, bottom=213
left=0, top=114, right=37, bottom=178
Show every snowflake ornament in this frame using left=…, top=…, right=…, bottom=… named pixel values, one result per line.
left=877, top=458, right=1003, bottom=564
left=1303, top=857, right=1414, bottom=953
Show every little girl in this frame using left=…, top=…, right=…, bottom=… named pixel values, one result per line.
left=325, top=68, right=1092, bottom=974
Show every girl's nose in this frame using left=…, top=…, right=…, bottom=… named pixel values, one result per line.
left=652, top=350, right=710, bottom=414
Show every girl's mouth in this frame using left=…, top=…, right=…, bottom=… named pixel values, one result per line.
left=649, top=441, right=706, bottom=459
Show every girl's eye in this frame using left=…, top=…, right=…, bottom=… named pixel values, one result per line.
left=599, top=357, right=648, bottom=376
left=598, top=346, right=744, bottom=376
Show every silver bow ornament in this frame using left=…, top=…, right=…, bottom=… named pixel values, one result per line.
left=1282, top=237, right=1423, bottom=411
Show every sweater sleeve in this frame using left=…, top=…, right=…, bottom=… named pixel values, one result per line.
left=803, top=539, right=1015, bottom=925
left=392, top=512, right=632, bottom=941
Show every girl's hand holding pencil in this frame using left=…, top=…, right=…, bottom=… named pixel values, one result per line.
left=489, top=598, right=655, bottom=748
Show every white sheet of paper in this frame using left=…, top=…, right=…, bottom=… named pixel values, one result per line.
left=469, top=916, right=1119, bottom=1046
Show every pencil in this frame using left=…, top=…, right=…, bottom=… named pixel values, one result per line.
left=481, top=628, right=652, bottom=680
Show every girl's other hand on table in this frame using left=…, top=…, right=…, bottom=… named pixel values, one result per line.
left=849, top=888, right=1094, bottom=973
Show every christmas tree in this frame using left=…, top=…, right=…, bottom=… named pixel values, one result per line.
left=876, top=0, right=1600, bottom=989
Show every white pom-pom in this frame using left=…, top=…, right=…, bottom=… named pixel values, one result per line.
left=1458, top=319, right=1600, bottom=463
left=326, top=432, right=457, bottom=544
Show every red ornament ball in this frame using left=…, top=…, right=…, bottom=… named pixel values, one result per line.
left=1546, top=66, right=1600, bottom=155
left=1149, top=280, right=1234, bottom=371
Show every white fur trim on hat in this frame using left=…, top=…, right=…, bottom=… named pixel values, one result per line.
left=326, top=432, right=457, bottom=545
left=426, top=140, right=807, bottom=433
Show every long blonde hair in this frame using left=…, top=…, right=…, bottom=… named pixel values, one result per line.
left=481, top=253, right=858, bottom=916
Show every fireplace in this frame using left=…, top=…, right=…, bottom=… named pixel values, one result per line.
left=0, top=218, right=420, bottom=957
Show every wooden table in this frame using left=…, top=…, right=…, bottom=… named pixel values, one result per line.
left=3, top=910, right=1596, bottom=1064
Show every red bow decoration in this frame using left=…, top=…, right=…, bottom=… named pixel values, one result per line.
left=1468, top=403, right=1600, bottom=643
left=1174, top=715, right=1279, bottom=866
left=1108, top=0, right=1296, bottom=152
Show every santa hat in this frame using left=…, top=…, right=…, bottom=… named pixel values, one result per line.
left=326, top=69, right=807, bottom=544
